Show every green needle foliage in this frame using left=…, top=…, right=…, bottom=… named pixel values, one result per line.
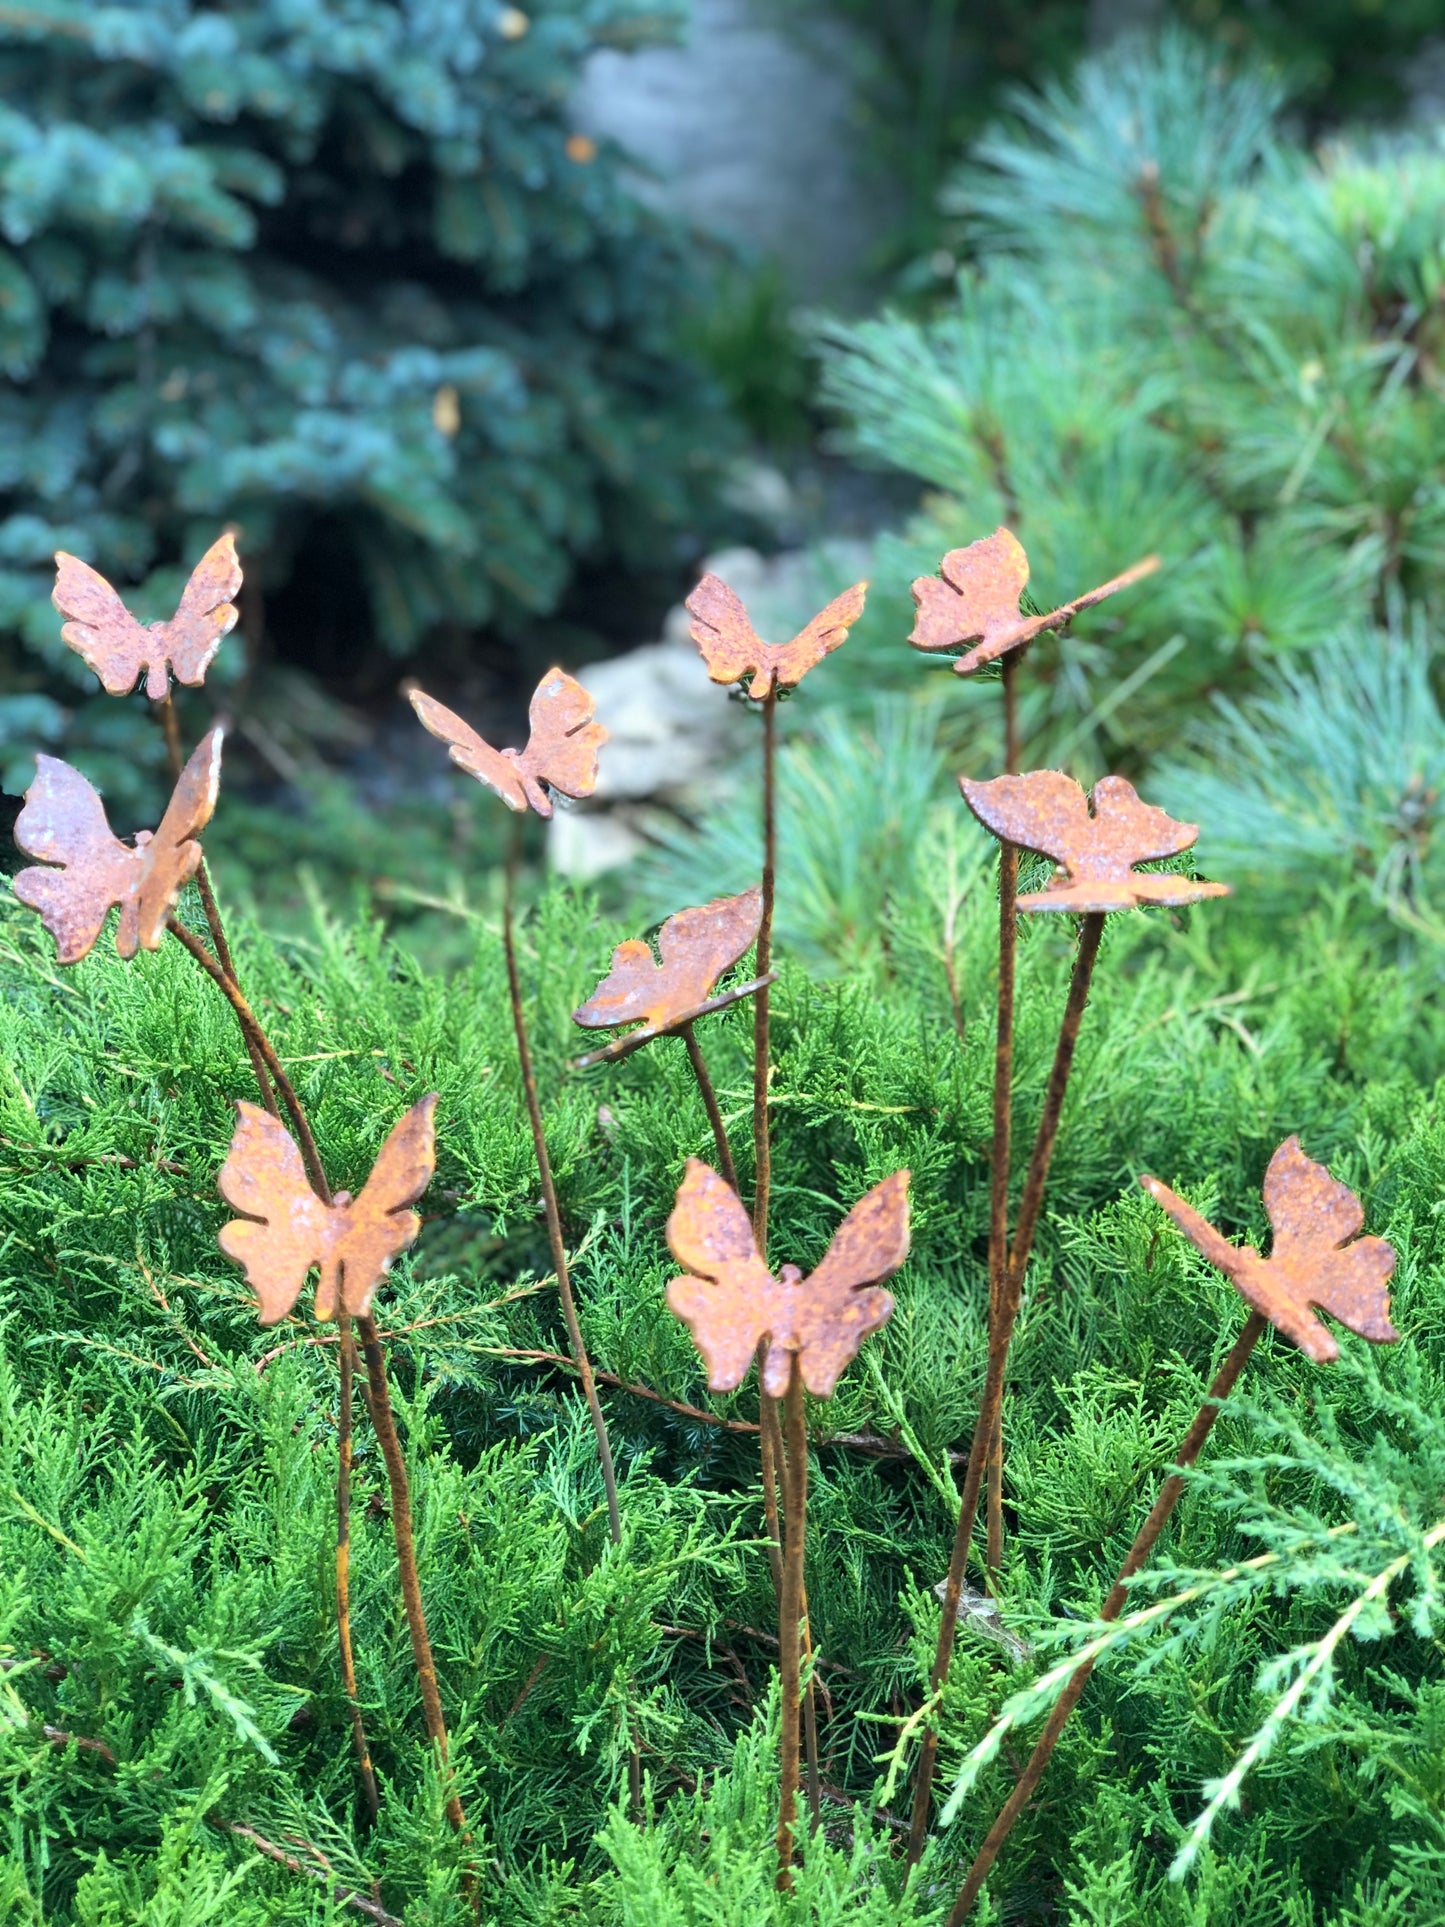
left=3, top=693, right=1445, bottom=1921
left=0, top=0, right=728, bottom=758
left=817, top=31, right=1445, bottom=768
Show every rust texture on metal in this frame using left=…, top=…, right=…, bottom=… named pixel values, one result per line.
left=665, top=1159, right=910, bottom=1398
left=13, top=727, right=223, bottom=962
left=909, top=527, right=1159, bottom=676
left=1141, top=1136, right=1399, bottom=1364
left=408, top=669, right=606, bottom=818
left=686, top=574, right=868, bottom=699
left=573, top=975, right=775, bottom=1069
left=217, top=1095, right=437, bottom=1325
left=960, top=770, right=1230, bottom=913
left=54, top=534, right=241, bottom=701
left=573, top=886, right=765, bottom=1050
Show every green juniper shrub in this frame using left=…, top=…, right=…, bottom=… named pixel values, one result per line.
left=3, top=713, right=1444, bottom=1922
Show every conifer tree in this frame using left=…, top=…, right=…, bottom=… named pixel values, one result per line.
left=0, top=1, right=719, bottom=725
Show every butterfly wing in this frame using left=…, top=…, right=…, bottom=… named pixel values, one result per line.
left=1138, top=1174, right=1250, bottom=1283
left=408, top=687, right=528, bottom=811
left=217, top=1102, right=333, bottom=1326
left=53, top=552, right=155, bottom=697
left=790, top=1171, right=909, bottom=1396
left=134, top=726, right=223, bottom=951
left=685, top=574, right=767, bottom=691
left=665, top=1159, right=779, bottom=1392
left=11, top=756, right=141, bottom=964
left=1258, top=1137, right=1398, bottom=1360
left=154, top=533, right=242, bottom=690
left=654, top=885, right=764, bottom=1006
left=514, top=670, right=607, bottom=817
left=959, top=771, right=1093, bottom=870
left=573, top=939, right=664, bottom=1030
left=326, top=1094, right=438, bottom=1319
left=909, top=529, right=1030, bottom=660
left=769, top=581, right=868, bottom=694
left=1089, top=776, right=1199, bottom=866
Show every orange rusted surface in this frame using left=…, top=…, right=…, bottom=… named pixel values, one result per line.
left=909, top=528, right=1158, bottom=676
left=959, top=770, right=1229, bottom=913
left=13, top=727, right=223, bottom=963
left=218, top=1095, right=437, bottom=1325
left=665, top=1159, right=909, bottom=1397
left=1141, top=1136, right=1399, bottom=1365
left=409, top=670, right=606, bottom=818
left=574, top=887, right=763, bottom=1042
left=54, top=534, right=241, bottom=702
left=686, top=575, right=867, bottom=700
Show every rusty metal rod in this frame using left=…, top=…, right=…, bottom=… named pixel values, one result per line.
left=946, top=1311, right=1268, bottom=1923
left=985, top=653, right=1022, bottom=1577
left=193, top=858, right=280, bottom=1119
left=909, top=911, right=1106, bottom=1863
left=680, top=1022, right=737, bottom=1190
left=775, top=1360, right=808, bottom=1889
left=502, top=839, right=622, bottom=1545
left=166, top=917, right=328, bottom=1198
left=753, top=688, right=778, bottom=1245
left=337, top=1309, right=380, bottom=1827
left=354, top=1310, right=467, bottom=1837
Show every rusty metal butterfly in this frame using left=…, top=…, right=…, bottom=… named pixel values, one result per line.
left=959, top=770, right=1229, bottom=913
left=665, top=1160, right=910, bottom=1397
left=910, top=528, right=1158, bottom=676
left=12, top=728, right=223, bottom=963
left=54, top=535, right=241, bottom=702
left=1141, top=1137, right=1399, bottom=1364
left=573, top=887, right=766, bottom=1066
left=685, top=575, right=868, bottom=700
left=218, top=1095, right=438, bottom=1325
left=408, top=670, right=606, bottom=818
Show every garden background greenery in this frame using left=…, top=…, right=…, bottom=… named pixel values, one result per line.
left=5, top=5, right=1445, bottom=1923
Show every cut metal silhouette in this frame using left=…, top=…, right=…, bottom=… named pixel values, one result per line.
left=909, top=527, right=1158, bottom=676
left=573, top=887, right=767, bottom=1066
left=1141, top=1137, right=1399, bottom=1364
left=218, top=1096, right=437, bottom=1324
left=666, top=1159, right=909, bottom=1398
left=13, top=727, right=223, bottom=962
left=54, top=534, right=241, bottom=700
left=408, top=671, right=605, bottom=817
left=686, top=574, right=867, bottom=699
left=960, top=771, right=1230, bottom=912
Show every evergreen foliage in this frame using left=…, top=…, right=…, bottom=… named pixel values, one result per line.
left=4, top=702, right=1444, bottom=1918
left=818, top=33, right=1445, bottom=775
left=0, top=0, right=724, bottom=750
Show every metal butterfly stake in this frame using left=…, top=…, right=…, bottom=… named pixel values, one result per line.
left=909, top=531, right=1159, bottom=1584
left=215, top=1095, right=465, bottom=1838
left=946, top=1137, right=1399, bottom=1923
left=407, top=673, right=622, bottom=1540
left=571, top=887, right=769, bottom=1186
left=684, top=570, right=868, bottom=1814
left=907, top=768, right=1229, bottom=1863
left=23, top=539, right=400, bottom=1831
left=665, top=1159, right=911, bottom=1889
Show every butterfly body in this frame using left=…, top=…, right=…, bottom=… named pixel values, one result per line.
left=574, top=887, right=763, bottom=1035
left=409, top=671, right=605, bottom=818
left=12, top=728, right=223, bottom=962
left=218, top=1097, right=437, bottom=1325
left=665, top=1160, right=909, bottom=1397
left=54, top=534, right=241, bottom=701
left=685, top=575, right=868, bottom=699
left=960, top=770, right=1229, bottom=912
left=1141, top=1136, right=1398, bottom=1364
